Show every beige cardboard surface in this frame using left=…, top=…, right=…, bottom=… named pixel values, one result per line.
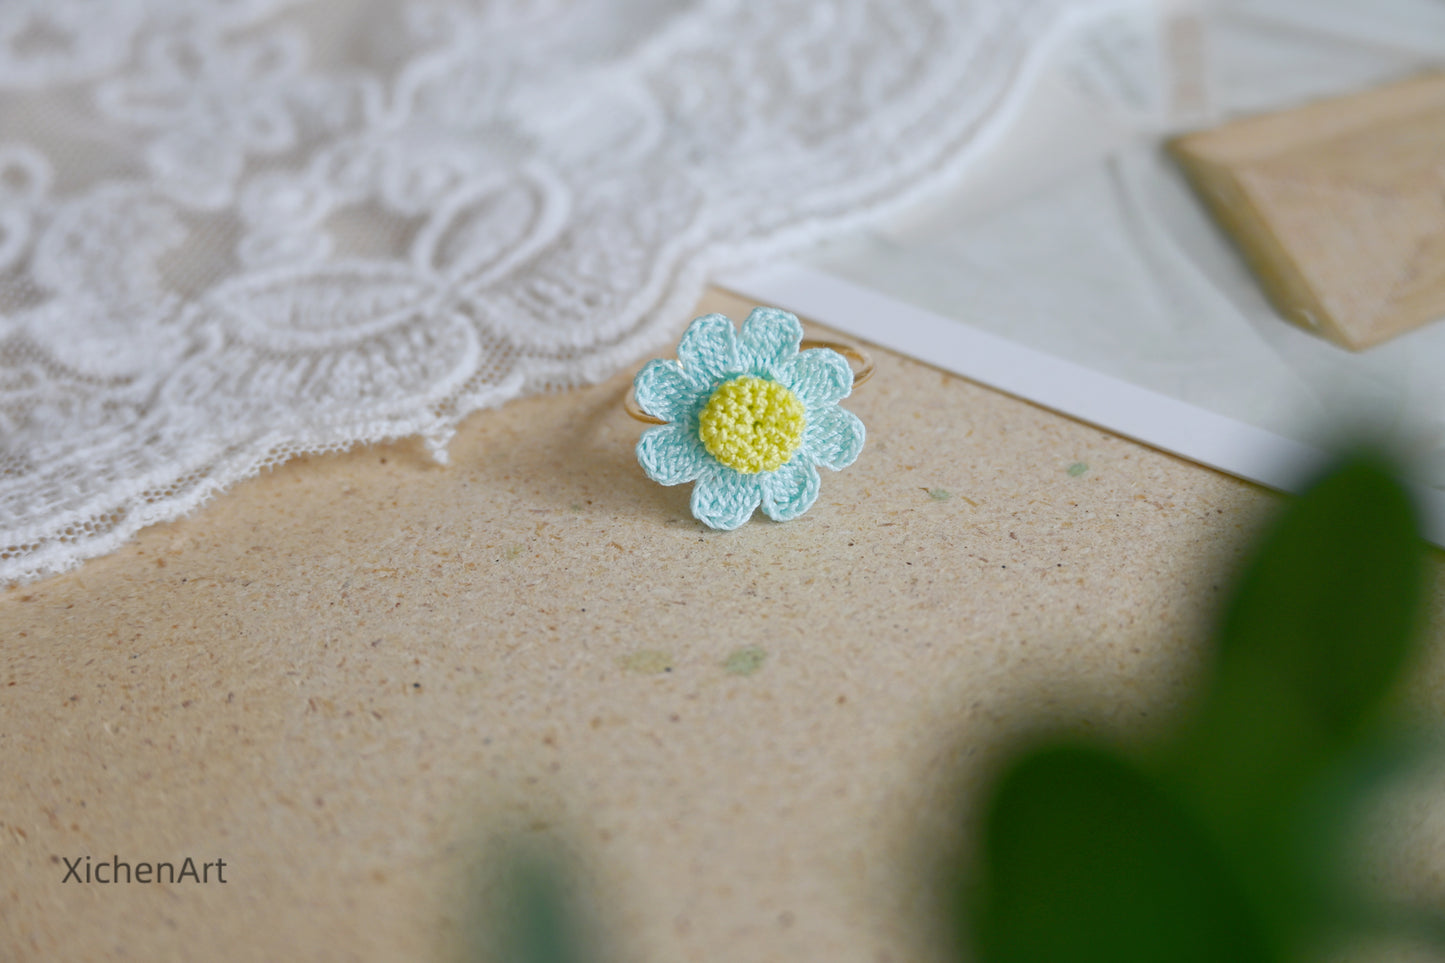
left=5, top=289, right=1445, bottom=962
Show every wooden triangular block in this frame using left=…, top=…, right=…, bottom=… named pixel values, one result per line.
left=1171, top=74, right=1445, bottom=350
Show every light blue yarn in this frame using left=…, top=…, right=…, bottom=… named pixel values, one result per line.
left=634, top=307, right=866, bottom=531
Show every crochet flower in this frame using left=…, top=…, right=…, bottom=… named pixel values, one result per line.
left=634, top=308, right=865, bottom=530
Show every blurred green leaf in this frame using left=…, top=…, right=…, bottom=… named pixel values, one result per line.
left=1162, top=455, right=1427, bottom=937
left=489, top=850, right=589, bottom=963
left=959, top=453, right=1436, bottom=963
left=1178, top=454, right=1425, bottom=820
left=968, top=744, right=1274, bottom=963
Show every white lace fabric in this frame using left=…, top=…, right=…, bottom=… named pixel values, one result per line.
left=0, top=0, right=1103, bottom=584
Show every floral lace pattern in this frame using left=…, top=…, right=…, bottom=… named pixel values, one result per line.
left=0, top=0, right=1104, bottom=583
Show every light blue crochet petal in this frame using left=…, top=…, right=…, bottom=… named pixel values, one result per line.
left=633, top=358, right=699, bottom=423
left=759, top=458, right=820, bottom=522
left=691, top=466, right=762, bottom=531
left=738, top=307, right=802, bottom=377
left=676, top=313, right=740, bottom=388
left=637, top=423, right=709, bottom=485
left=801, top=405, right=865, bottom=470
left=781, top=347, right=852, bottom=410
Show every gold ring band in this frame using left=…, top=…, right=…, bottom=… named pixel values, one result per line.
left=624, top=338, right=874, bottom=425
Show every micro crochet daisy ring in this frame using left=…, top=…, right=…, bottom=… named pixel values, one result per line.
left=626, top=307, right=869, bottom=530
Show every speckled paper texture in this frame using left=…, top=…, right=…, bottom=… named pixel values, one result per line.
left=5, top=290, right=1445, bottom=962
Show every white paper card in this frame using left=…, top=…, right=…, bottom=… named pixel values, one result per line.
left=723, top=0, right=1445, bottom=542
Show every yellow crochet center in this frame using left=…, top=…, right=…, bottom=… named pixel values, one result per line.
left=697, top=376, right=806, bottom=474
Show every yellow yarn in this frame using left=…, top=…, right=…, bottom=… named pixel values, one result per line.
left=697, top=376, right=806, bottom=474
